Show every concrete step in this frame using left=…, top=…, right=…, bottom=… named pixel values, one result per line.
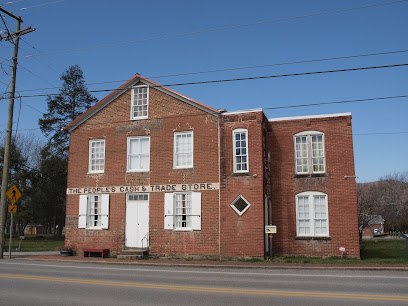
left=118, top=247, right=149, bottom=259
left=117, top=254, right=144, bottom=260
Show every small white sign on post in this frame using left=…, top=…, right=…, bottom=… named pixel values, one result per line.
left=265, top=225, right=277, bottom=234
left=339, top=246, right=346, bottom=253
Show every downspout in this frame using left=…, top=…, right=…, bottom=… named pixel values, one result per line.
left=218, top=115, right=221, bottom=256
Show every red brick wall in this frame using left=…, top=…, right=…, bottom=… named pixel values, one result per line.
left=219, top=111, right=266, bottom=258
left=65, top=84, right=221, bottom=256
left=267, top=115, right=360, bottom=258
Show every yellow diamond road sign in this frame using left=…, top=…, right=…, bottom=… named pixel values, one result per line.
left=8, top=205, right=17, bottom=213
left=6, top=185, right=22, bottom=204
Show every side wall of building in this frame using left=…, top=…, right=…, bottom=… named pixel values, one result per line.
left=267, top=115, right=360, bottom=258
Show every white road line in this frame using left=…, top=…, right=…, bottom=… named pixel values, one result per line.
left=1, top=261, right=407, bottom=279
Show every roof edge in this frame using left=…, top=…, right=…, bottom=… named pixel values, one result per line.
left=268, top=112, right=352, bottom=122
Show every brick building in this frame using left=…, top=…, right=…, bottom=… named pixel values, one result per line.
left=63, top=74, right=360, bottom=258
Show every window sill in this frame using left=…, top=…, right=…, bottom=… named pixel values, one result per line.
left=87, top=172, right=104, bottom=175
left=84, top=227, right=103, bottom=231
left=231, top=172, right=250, bottom=177
left=173, top=228, right=193, bottom=232
left=295, top=236, right=331, bottom=240
left=173, top=166, right=194, bottom=170
left=130, top=116, right=148, bottom=121
left=293, top=173, right=328, bottom=178
left=126, top=170, right=150, bottom=173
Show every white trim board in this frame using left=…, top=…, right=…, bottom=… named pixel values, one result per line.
left=221, top=108, right=263, bottom=115
left=269, top=112, right=351, bottom=122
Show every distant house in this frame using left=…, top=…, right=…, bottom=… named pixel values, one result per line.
left=362, top=215, right=385, bottom=238
left=62, top=74, right=360, bottom=258
left=24, top=224, right=47, bottom=235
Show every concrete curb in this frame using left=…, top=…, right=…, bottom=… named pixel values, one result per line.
left=13, top=256, right=408, bottom=271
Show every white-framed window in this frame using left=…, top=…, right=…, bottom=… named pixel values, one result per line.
left=296, top=191, right=329, bottom=237
left=174, top=131, right=193, bottom=169
left=233, top=129, right=248, bottom=173
left=164, top=192, right=201, bottom=230
left=294, top=131, right=325, bottom=174
left=131, top=86, right=149, bottom=120
left=230, top=194, right=251, bottom=216
left=89, top=139, right=105, bottom=174
left=78, top=194, right=109, bottom=229
left=127, top=136, right=150, bottom=172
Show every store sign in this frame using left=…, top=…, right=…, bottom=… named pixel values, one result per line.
left=67, top=182, right=220, bottom=195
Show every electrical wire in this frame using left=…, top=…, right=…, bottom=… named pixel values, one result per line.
left=13, top=95, right=21, bottom=137
left=12, top=48, right=408, bottom=94
left=21, top=0, right=408, bottom=58
left=0, top=12, right=14, bottom=44
left=7, top=93, right=407, bottom=133
left=10, top=0, right=66, bottom=12
left=0, top=0, right=31, bottom=6
left=20, top=37, right=60, bottom=74
left=1, top=62, right=407, bottom=101
left=18, top=62, right=58, bottom=88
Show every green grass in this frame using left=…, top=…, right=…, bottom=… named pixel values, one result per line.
left=359, top=240, right=407, bottom=264
left=271, top=240, right=407, bottom=265
left=4, top=234, right=65, bottom=252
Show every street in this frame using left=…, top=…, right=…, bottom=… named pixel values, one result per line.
left=0, top=260, right=407, bottom=305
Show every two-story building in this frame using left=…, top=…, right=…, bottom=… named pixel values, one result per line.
left=63, top=74, right=360, bottom=258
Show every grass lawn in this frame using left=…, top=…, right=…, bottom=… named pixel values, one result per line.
left=267, top=240, right=407, bottom=264
left=4, top=234, right=65, bottom=252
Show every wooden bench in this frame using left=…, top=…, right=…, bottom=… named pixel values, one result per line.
left=83, top=248, right=109, bottom=258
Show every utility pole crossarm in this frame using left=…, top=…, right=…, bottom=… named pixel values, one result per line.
left=1, top=26, right=35, bottom=41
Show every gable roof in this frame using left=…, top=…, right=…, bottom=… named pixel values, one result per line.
left=63, top=74, right=220, bottom=132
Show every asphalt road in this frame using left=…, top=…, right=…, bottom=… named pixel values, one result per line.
left=0, top=260, right=407, bottom=305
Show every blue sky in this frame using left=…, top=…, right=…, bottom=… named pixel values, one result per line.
left=0, top=0, right=407, bottom=182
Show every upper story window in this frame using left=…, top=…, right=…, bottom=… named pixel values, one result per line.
left=89, top=139, right=105, bottom=174
left=131, top=86, right=149, bottom=120
left=127, top=136, right=150, bottom=172
left=296, top=191, right=329, bottom=237
left=174, top=131, right=193, bottom=169
left=233, top=129, right=248, bottom=173
left=294, top=131, right=325, bottom=174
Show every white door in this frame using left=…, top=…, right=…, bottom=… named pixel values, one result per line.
left=126, top=194, right=149, bottom=248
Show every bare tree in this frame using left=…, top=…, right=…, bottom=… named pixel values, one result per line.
left=357, top=171, right=408, bottom=237
left=357, top=182, right=380, bottom=240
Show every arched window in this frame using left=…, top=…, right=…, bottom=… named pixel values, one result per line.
left=296, top=191, right=329, bottom=237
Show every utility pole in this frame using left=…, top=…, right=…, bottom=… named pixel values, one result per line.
left=0, top=7, right=35, bottom=259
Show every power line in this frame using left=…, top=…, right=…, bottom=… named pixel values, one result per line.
left=157, top=63, right=408, bottom=87
left=20, top=37, right=60, bottom=74
left=18, top=62, right=58, bottom=88
left=21, top=0, right=408, bottom=59
left=10, top=0, right=66, bottom=12
left=10, top=93, right=408, bottom=132
left=150, top=49, right=408, bottom=79
left=263, top=95, right=408, bottom=110
left=12, top=48, right=408, bottom=94
left=0, top=11, right=13, bottom=44
left=0, top=0, right=30, bottom=6
left=2, top=62, right=407, bottom=101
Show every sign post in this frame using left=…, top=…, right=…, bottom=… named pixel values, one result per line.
left=6, top=185, right=22, bottom=259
